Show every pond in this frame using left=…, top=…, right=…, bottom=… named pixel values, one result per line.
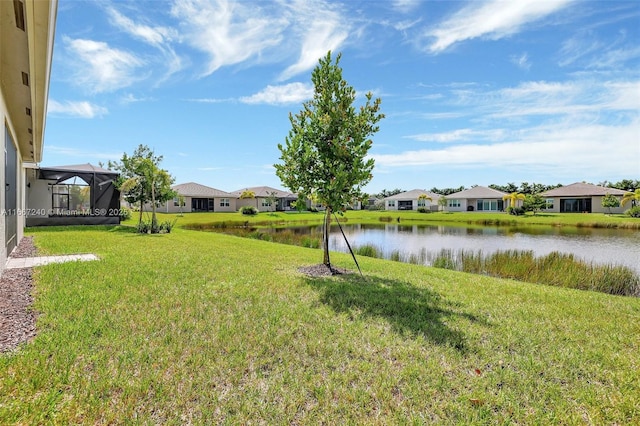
left=277, top=223, right=640, bottom=274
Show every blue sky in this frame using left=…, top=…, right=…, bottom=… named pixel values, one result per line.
left=44, top=0, right=639, bottom=193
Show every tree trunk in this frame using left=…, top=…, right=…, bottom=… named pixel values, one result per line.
left=151, top=180, right=158, bottom=233
left=323, top=207, right=331, bottom=267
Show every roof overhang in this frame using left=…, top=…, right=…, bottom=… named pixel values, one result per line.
left=1, top=0, right=57, bottom=163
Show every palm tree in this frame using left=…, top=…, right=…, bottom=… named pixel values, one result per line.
left=621, top=189, right=640, bottom=208
left=502, top=192, right=526, bottom=209
left=240, top=190, right=257, bottom=209
left=417, top=193, right=432, bottom=210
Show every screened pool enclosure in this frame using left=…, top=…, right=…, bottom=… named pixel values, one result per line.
left=26, top=164, right=121, bottom=226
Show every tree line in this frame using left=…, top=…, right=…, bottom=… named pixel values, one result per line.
left=373, top=179, right=639, bottom=199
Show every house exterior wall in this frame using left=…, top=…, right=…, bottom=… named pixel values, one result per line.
left=444, top=199, right=468, bottom=212
left=543, top=196, right=625, bottom=214
left=26, top=170, right=50, bottom=217
left=161, top=196, right=237, bottom=213
left=1, top=118, right=27, bottom=265
left=385, top=199, right=436, bottom=211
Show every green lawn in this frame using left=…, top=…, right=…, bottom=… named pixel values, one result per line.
left=1, top=225, right=639, bottom=423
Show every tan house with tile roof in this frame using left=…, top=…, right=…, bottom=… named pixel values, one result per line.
left=445, top=186, right=508, bottom=212
left=166, top=182, right=236, bottom=213
left=1, top=0, right=57, bottom=269
left=384, top=189, right=441, bottom=211
left=541, top=182, right=627, bottom=214
left=231, top=186, right=297, bottom=212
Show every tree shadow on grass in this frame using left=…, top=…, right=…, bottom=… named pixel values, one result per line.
left=304, top=273, right=487, bottom=353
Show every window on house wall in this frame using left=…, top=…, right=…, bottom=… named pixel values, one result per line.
left=448, top=199, right=460, bottom=208
left=220, top=198, right=230, bottom=207
left=545, top=198, right=554, bottom=209
left=417, top=199, right=426, bottom=207
left=261, top=199, right=272, bottom=207
left=388, top=200, right=396, bottom=207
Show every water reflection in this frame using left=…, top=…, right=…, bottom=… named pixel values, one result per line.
left=289, top=223, right=640, bottom=273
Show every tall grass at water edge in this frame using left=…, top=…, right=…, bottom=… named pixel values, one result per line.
left=354, top=245, right=639, bottom=297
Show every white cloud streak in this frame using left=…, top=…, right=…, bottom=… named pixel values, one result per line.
left=277, top=1, right=350, bottom=81
left=63, top=36, right=145, bottom=93
left=45, top=145, right=122, bottom=160
left=372, top=120, right=639, bottom=177
left=240, top=83, right=313, bottom=105
left=47, top=100, right=108, bottom=118
left=106, top=6, right=183, bottom=79
left=171, top=0, right=285, bottom=77
left=424, top=0, right=573, bottom=53
left=375, top=76, right=639, bottom=179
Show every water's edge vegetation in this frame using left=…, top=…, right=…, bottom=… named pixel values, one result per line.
left=182, top=218, right=640, bottom=297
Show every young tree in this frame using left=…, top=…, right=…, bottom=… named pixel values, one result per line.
left=523, top=193, right=548, bottom=215
left=109, top=144, right=175, bottom=233
left=275, top=51, right=384, bottom=270
left=601, top=193, right=620, bottom=214
left=438, top=195, right=448, bottom=212
left=177, top=194, right=185, bottom=216
left=265, top=191, right=279, bottom=213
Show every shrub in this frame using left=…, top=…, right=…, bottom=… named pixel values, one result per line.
left=506, top=206, right=525, bottom=216
left=159, top=219, right=177, bottom=233
left=119, top=207, right=132, bottom=221
left=240, top=206, right=259, bottom=215
left=417, top=207, right=430, bottom=213
left=136, top=220, right=152, bottom=234
left=626, top=206, right=640, bottom=218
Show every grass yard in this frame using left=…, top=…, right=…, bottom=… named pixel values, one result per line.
left=1, top=225, right=639, bottom=423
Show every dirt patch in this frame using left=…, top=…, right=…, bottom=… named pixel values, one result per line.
left=0, top=236, right=37, bottom=353
left=298, top=263, right=350, bottom=277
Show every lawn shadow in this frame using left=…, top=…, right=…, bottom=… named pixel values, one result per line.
left=304, top=272, right=487, bottom=353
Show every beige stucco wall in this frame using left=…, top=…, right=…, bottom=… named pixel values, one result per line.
left=543, top=196, right=626, bottom=214
left=25, top=169, right=51, bottom=217
left=161, top=196, right=237, bottom=213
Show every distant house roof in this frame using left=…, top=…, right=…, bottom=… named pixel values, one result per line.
left=542, top=182, right=627, bottom=197
left=384, top=189, right=441, bottom=200
left=446, top=186, right=508, bottom=199
left=173, top=182, right=234, bottom=198
left=231, top=186, right=295, bottom=198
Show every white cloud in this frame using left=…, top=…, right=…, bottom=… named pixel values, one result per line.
left=171, top=0, right=285, bottom=76
left=106, top=6, right=176, bottom=46
left=406, top=129, right=506, bottom=143
left=424, top=0, right=573, bottom=53
left=106, top=6, right=183, bottom=79
left=277, top=1, right=349, bottom=81
left=45, top=145, right=121, bottom=160
left=120, top=93, right=154, bottom=104
left=240, top=83, right=313, bottom=105
left=47, top=100, right=108, bottom=118
left=64, top=37, right=145, bottom=93
left=391, top=0, right=421, bottom=14
left=372, top=120, right=639, bottom=177
left=510, top=52, right=531, bottom=70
